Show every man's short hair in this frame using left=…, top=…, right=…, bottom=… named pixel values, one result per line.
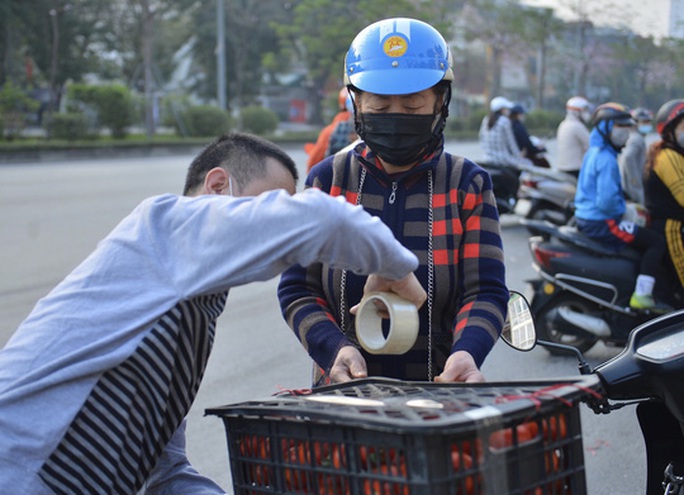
left=182, top=132, right=299, bottom=195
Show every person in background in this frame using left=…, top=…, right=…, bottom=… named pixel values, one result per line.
left=644, top=99, right=684, bottom=294
left=0, top=132, right=426, bottom=494
left=326, top=91, right=358, bottom=156
left=618, top=107, right=653, bottom=205
left=509, top=103, right=550, bottom=168
left=574, top=103, right=670, bottom=312
left=278, top=17, right=508, bottom=387
left=479, top=96, right=533, bottom=168
left=304, top=87, right=353, bottom=172
left=555, top=96, right=593, bottom=177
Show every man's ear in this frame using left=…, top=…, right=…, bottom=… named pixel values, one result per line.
left=202, top=167, right=230, bottom=195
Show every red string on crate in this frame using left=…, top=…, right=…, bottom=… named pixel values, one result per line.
left=494, top=383, right=604, bottom=411
left=273, top=385, right=313, bottom=396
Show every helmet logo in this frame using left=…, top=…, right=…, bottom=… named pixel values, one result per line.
left=383, top=35, right=408, bottom=57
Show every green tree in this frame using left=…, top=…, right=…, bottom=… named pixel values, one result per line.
left=460, top=0, right=528, bottom=103
left=68, top=82, right=134, bottom=138
left=185, top=0, right=295, bottom=124
left=241, top=105, right=279, bottom=135
left=271, top=0, right=454, bottom=124
left=1, top=1, right=110, bottom=110
left=93, top=0, right=199, bottom=135
left=515, top=6, right=564, bottom=109
left=0, top=81, right=39, bottom=139
left=651, top=37, right=684, bottom=105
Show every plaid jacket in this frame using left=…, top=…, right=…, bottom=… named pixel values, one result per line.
left=278, top=142, right=508, bottom=383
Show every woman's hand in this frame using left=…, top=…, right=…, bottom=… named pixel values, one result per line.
left=349, top=272, right=427, bottom=316
left=434, top=351, right=485, bottom=383
left=329, top=345, right=368, bottom=383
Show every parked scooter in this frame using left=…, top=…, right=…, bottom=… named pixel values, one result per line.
left=516, top=136, right=577, bottom=226
left=479, top=161, right=521, bottom=215
left=505, top=293, right=684, bottom=495
left=515, top=164, right=577, bottom=226
left=480, top=159, right=576, bottom=224
left=521, top=218, right=684, bottom=354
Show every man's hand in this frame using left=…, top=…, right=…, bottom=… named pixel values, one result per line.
left=349, top=273, right=427, bottom=316
left=434, top=351, right=485, bottom=383
left=329, top=345, right=368, bottom=383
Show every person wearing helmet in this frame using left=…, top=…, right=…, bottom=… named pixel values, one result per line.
left=304, top=87, right=354, bottom=171
left=509, top=103, right=549, bottom=168
left=644, top=99, right=684, bottom=292
left=279, top=18, right=508, bottom=385
left=574, top=102, right=670, bottom=312
left=326, top=92, right=358, bottom=157
left=618, top=107, right=654, bottom=205
left=479, top=96, right=533, bottom=168
left=555, top=96, right=592, bottom=176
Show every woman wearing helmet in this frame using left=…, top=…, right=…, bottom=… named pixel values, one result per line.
left=574, top=102, right=670, bottom=312
left=509, top=103, right=550, bottom=168
left=644, top=99, right=684, bottom=292
left=278, top=18, right=507, bottom=385
left=555, top=96, right=592, bottom=177
left=304, top=87, right=355, bottom=171
left=618, top=107, right=654, bottom=205
left=479, top=96, right=533, bottom=169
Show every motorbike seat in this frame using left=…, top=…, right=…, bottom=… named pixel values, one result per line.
left=479, top=161, right=522, bottom=176
left=556, top=225, right=642, bottom=261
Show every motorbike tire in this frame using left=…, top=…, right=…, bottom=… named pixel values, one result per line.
left=534, top=293, right=600, bottom=354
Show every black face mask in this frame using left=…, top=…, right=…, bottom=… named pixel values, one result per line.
left=356, top=112, right=444, bottom=167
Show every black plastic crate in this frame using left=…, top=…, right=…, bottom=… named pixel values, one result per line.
left=206, top=377, right=596, bottom=495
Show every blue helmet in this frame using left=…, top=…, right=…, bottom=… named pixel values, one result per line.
left=344, top=18, right=454, bottom=95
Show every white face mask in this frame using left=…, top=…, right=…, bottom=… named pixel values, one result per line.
left=610, top=126, right=630, bottom=148
left=638, top=124, right=653, bottom=135
left=580, top=109, right=592, bottom=124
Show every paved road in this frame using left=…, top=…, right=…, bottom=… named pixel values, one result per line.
left=0, top=140, right=644, bottom=494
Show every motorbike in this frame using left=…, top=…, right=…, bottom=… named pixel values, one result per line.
left=505, top=292, right=684, bottom=494
left=521, top=218, right=684, bottom=354
left=211, top=293, right=684, bottom=495
left=481, top=160, right=576, bottom=226
left=515, top=164, right=577, bottom=227
left=479, top=161, right=521, bottom=215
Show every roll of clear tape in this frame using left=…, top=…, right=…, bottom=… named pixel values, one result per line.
left=355, top=291, right=419, bottom=355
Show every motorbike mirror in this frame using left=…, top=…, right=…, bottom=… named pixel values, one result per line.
left=501, top=291, right=537, bottom=351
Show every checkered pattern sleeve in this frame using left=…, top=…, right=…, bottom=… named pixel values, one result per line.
left=447, top=159, right=508, bottom=366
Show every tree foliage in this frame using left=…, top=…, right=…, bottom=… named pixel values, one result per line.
left=0, top=0, right=683, bottom=136
left=271, top=0, right=457, bottom=123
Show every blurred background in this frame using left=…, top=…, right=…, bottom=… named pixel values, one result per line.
left=0, top=0, right=683, bottom=147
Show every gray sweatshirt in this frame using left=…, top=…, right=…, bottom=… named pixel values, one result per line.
left=0, top=188, right=417, bottom=494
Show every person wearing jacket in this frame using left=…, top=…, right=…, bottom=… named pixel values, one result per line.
left=619, top=107, right=654, bottom=205
left=555, top=96, right=592, bottom=176
left=0, top=132, right=426, bottom=494
left=304, top=87, right=354, bottom=172
left=278, top=18, right=508, bottom=386
left=644, top=99, right=684, bottom=291
left=510, top=103, right=550, bottom=168
left=574, top=103, right=669, bottom=312
left=479, top=96, right=532, bottom=169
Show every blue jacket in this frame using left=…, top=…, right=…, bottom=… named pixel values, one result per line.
left=574, top=121, right=625, bottom=221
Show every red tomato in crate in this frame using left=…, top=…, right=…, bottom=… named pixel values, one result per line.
left=488, top=421, right=539, bottom=451
left=542, top=414, right=568, bottom=442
